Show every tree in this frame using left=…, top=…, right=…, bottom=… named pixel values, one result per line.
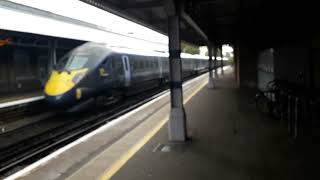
left=181, top=42, right=200, bottom=54
left=224, top=51, right=234, bottom=65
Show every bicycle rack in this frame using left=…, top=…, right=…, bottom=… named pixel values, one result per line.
left=255, top=79, right=319, bottom=142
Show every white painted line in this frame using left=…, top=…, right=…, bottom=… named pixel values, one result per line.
left=0, top=96, right=44, bottom=109
left=4, top=89, right=170, bottom=180
left=4, top=71, right=212, bottom=180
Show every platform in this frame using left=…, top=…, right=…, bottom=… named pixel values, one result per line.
left=6, top=66, right=319, bottom=180
left=0, top=92, right=43, bottom=109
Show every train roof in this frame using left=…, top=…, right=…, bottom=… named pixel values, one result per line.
left=75, top=42, right=214, bottom=62
left=107, top=44, right=209, bottom=60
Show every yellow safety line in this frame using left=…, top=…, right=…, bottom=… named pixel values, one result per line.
left=100, top=79, right=208, bottom=180
left=99, top=115, right=169, bottom=180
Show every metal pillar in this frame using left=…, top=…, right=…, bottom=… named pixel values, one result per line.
left=220, top=45, right=224, bottom=75
left=168, top=13, right=187, bottom=142
left=214, top=46, right=219, bottom=78
left=207, top=43, right=215, bottom=88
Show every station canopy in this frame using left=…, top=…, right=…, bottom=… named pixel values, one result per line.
left=81, top=0, right=317, bottom=48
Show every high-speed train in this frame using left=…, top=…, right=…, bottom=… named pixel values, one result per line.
left=44, top=42, right=214, bottom=111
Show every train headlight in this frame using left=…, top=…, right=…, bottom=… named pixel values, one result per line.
left=76, top=88, right=82, bottom=100
left=72, top=73, right=85, bottom=84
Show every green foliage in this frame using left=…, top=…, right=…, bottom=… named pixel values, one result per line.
left=224, top=52, right=234, bottom=64
left=216, top=48, right=221, bottom=56
left=181, top=42, right=200, bottom=54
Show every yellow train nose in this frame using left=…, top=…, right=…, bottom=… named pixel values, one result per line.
left=44, top=69, right=87, bottom=96
left=45, top=71, right=75, bottom=96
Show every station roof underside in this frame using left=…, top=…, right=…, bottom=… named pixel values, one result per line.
left=81, top=0, right=316, bottom=48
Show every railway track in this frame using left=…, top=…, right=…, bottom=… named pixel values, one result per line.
left=0, top=84, right=170, bottom=177
left=0, top=100, right=50, bottom=134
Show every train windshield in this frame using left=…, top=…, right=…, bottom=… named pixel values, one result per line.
left=56, top=43, right=110, bottom=71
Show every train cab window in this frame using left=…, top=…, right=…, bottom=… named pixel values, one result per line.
left=101, top=59, right=109, bottom=69
left=56, top=43, right=109, bottom=71
left=14, top=49, right=34, bottom=80
left=66, top=55, right=88, bottom=70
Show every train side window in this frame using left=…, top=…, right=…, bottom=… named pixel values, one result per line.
left=137, top=59, right=141, bottom=71
left=146, top=59, right=150, bottom=69
left=145, top=59, right=149, bottom=69
left=155, top=58, right=158, bottom=68
left=132, top=57, right=137, bottom=71
left=152, top=59, right=156, bottom=68
left=129, top=58, right=134, bottom=71
left=134, top=60, right=138, bottom=71
left=140, top=60, right=144, bottom=70
left=149, top=60, right=153, bottom=69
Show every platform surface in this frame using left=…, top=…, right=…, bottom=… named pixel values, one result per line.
left=111, top=70, right=319, bottom=180
left=7, top=67, right=320, bottom=180
left=0, top=91, right=43, bottom=108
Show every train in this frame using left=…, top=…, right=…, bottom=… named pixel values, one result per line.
left=44, top=42, right=220, bottom=111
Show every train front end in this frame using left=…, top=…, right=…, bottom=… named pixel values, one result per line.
left=44, top=68, right=88, bottom=106
left=44, top=42, right=109, bottom=108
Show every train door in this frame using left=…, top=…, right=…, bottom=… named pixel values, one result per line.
left=122, top=55, right=131, bottom=87
left=0, top=46, right=9, bottom=94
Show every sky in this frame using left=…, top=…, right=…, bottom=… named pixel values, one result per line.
left=199, top=45, right=234, bottom=56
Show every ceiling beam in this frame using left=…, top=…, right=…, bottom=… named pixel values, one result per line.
left=121, top=0, right=163, bottom=9
left=163, top=0, right=176, bottom=16
left=180, top=10, right=209, bottom=42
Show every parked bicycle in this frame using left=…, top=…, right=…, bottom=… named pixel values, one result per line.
left=254, top=79, right=316, bottom=142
